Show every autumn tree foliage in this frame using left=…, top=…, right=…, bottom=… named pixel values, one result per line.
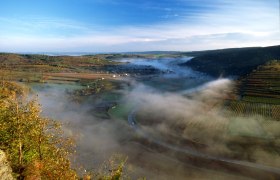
left=0, top=81, right=128, bottom=180
left=0, top=82, right=77, bottom=179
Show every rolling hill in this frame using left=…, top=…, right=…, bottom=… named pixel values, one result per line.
left=182, top=45, right=280, bottom=77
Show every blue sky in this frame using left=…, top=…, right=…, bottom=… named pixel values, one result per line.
left=0, top=0, right=279, bottom=52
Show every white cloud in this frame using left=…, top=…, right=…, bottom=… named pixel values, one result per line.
left=0, top=0, right=279, bottom=52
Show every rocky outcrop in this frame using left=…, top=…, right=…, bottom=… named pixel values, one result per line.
left=0, top=150, right=14, bottom=180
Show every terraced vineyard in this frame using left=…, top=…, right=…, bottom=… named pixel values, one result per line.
left=228, top=60, right=280, bottom=120
left=228, top=101, right=280, bottom=119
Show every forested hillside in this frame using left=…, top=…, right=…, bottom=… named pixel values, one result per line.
left=182, top=45, right=280, bottom=77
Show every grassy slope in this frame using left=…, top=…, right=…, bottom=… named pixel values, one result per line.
left=0, top=53, right=119, bottom=82
left=0, top=53, right=117, bottom=73
left=182, top=45, right=280, bottom=77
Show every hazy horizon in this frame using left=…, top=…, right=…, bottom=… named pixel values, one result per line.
left=1, top=44, right=279, bottom=56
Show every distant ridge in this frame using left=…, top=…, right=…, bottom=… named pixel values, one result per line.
left=181, top=45, right=280, bottom=77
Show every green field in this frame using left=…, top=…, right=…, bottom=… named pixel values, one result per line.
left=108, top=103, right=134, bottom=120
